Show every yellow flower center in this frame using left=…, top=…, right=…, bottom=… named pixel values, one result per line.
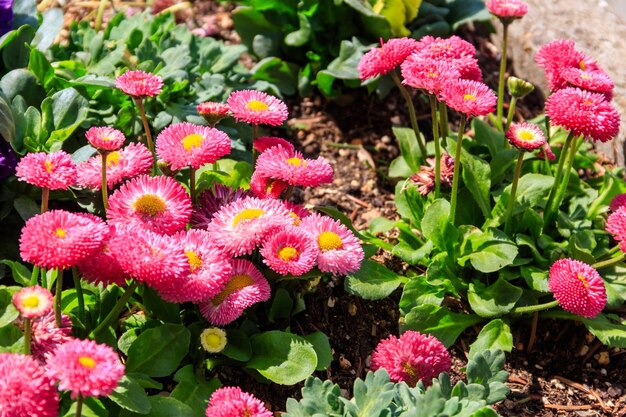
left=102, top=136, right=111, bottom=141
left=204, top=333, right=222, bottom=348
left=518, top=130, right=535, bottom=142
left=133, top=194, right=167, bottom=217
left=286, top=157, right=304, bottom=167
left=232, top=208, right=265, bottom=226
left=186, top=251, right=202, bottom=272
left=583, top=100, right=594, bottom=106
left=200, top=328, right=227, bottom=353
left=245, top=100, right=269, bottom=112
left=278, top=246, right=299, bottom=262
left=78, top=356, right=96, bottom=369
left=579, top=60, right=586, bottom=71
left=318, top=231, right=343, bottom=251
left=580, top=74, right=592, bottom=80
left=577, top=273, right=589, bottom=290
left=212, top=274, right=255, bottom=306
left=427, top=72, right=439, bottom=78
left=289, top=212, right=301, bottom=226
left=55, top=228, right=67, bottom=239
left=181, top=133, right=205, bottom=151
left=106, top=151, right=121, bottom=167
left=44, top=160, right=53, bottom=173
left=463, top=94, right=477, bottom=101
left=22, top=294, right=41, bottom=309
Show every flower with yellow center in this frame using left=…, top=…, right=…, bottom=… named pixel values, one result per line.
left=12, top=285, right=54, bottom=319
left=245, top=100, right=270, bottom=112
left=181, top=133, right=205, bottom=151
left=200, top=327, right=228, bottom=353
left=55, top=228, right=67, bottom=239
left=185, top=250, right=203, bottom=272
left=44, top=160, right=53, bottom=173
left=286, top=157, right=305, bottom=167
left=232, top=208, right=265, bottom=227
left=78, top=356, right=96, bottom=369
left=318, top=231, right=343, bottom=251
left=106, top=151, right=121, bottom=167
left=277, top=246, right=299, bottom=262
left=133, top=194, right=167, bottom=217
left=463, top=93, right=477, bottom=101
left=212, top=274, right=255, bottom=306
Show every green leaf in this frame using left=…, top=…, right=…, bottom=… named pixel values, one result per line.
left=402, top=304, right=483, bottom=347
left=468, top=278, right=522, bottom=318
left=302, top=331, right=333, bottom=371
left=284, top=376, right=344, bottom=417
left=171, top=366, right=220, bottom=417
left=251, top=57, right=298, bottom=96
left=32, top=9, right=64, bottom=51
left=348, top=370, right=395, bottom=415
left=2, top=25, right=35, bottom=70
left=398, top=275, right=445, bottom=316
left=120, top=396, right=194, bottom=417
left=64, top=397, right=108, bottom=417
left=342, top=0, right=392, bottom=38
left=392, top=126, right=421, bottom=173
left=459, top=228, right=518, bottom=273
left=0, top=260, right=32, bottom=286
left=247, top=330, right=317, bottom=385
left=344, top=259, right=404, bottom=300
left=223, top=329, right=252, bottom=362
left=28, top=48, right=55, bottom=90
left=421, top=198, right=458, bottom=253
left=141, top=286, right=180, bottom=324
left=109, top=375, right=151, bottom=414
left=13, top=196, right=39, bottom=221
left=285, top=13, right=312, bottom=46
left=0, top=288, right=19, bottom=328
left=473, top=118, right=504, bottom=158
left=388, top=155, right=413, bottom=178
left=468, top=319, right=513, bottom=359
left=0, top=93, right=15, bottom=145
left=268, top=287, right=293, bottom=322
left=543, top=311, right=626, bottom=348
left=459, top=144, right=491, bottom=218
left=126, top=324, right=191, bottom=377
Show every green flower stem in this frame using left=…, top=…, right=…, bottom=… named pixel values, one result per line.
left=190, top=167, right=196, bottom=204
left=511, top=299, right=559, bottom=315
left=438, top=101, right=449, bottom=143
left=593, top=253, right=626, bottom=270
left=23, top=318, right=31, bottom=355
left=29, top=266, right=40, bottom=286
left=41, top=187, right=49, bottom=213
left=54, top=268, right=63, bottom=327
left=41, top=268, right=47, bottom=289
left=90, top=280, right=139, bottom=339
left=504, top=96, right=517, bottom=133
left=252, top=125, right=259, bottom=164
left=504, top=151, right=525, bottom=235
left=135, top=97, right=157, bottom=174
left=543, top=132, right=575, bottom=228
left=449, top=116, right=468, bottom=225
left=100, top=150, right=109, bottom=211
left=72, top=267, right=85, bottom=325
left=390, top=70, right=427, bottom=158
left=429, top=95, right=441, bottom=198
left=75, top=394, right=84, bottom=417
left=94, top=0, right=108, bottom=31
left=495, top=22, right=510, bottom=131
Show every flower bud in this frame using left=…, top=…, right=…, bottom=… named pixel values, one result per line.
left=508, top=76, right=535, bottom=98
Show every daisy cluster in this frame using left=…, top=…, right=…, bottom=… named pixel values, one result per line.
left=537, top=40, right=619, bottom=142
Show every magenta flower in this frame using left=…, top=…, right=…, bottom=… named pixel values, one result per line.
left=85, top=127, right=126, bottom=152
left=607, top=206, right=626, bottom=252
left=545, top=87, right=620, bottom=143
left=197, top=101, right=230, bottom=125
left=12, top=286, right=53, bottom=319
left=535, top=39, right=600, bottom=91
left=260, top=226, right=319, bottom=276
left=485, top=0, right=528, bottom=19
left=47, top=338, right=125, bottom=399
left=77, top=225, right=128, bottom=287
left=19, top=210, right=109, bottom=270
left=401, top=56, right=460, bottom=96
left=28, top=312, right=72, bottom=364
left=371, top=331, right=451, bottom=386
left=609, top=194, right=626, bottom=212
left=205, top=386, right=272, bottom=417
left=249, top=171, right=289, bottom=199
left=357, top=37, right=419, bottom=80
left=115, top=70, right=163, bottom=97
left=506, top=122, right=546, bottom=151
left=414, top=35, right=476, bottom=60
left=561, top=67, right=614, bottom=99
left=190, top=184, right=251, bottom=229
left=0, top=353, right=59, bottom=417
left=227, top=90, right=288, bottom=126
left=156, top=121, right=231, bottom=170
left=548, top=258, right=607, bottom=318
left=440, top=79, right=496, bottom=117
left=16, top=151, right=77, bottom=190
left=253, top=136, right=295, bottom=154
left=254, top=145, right=333, bottom=188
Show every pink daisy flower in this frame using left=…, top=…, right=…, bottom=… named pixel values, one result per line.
left=536, top=142, right=556, bottom=161
left=485, top=0, right=528, bottom=19
left=115, top=70, right=163, bottom=97
left=606, top=206, right=626, bottom=252
left=227, top=90, right=288, bottom=126
left=155, top=229, right=232, bottom=303
left=249, top=170, right=289, bottom=199
left=20, top=210, right=109, bottom=270
left=77, top=226, right=128, bottom=287
left=47, top=338, right=125, bottom=399
left=300, top=213, right=364, bottom=275
left=506, top=122, right=546, bottom=151
left=12, top=286, right=53, bottom=319
left=357, top=37, right=419, bottom=80
left=253, top=136, right=295, bottom=154
left=548, top=258, right=607, bottom=318
left=260, top=226, right=319, bottom=276
left=206, top=196, right=294, bottom=256
left=545, top=87, right=620, bottom=143
left=609, top=194, right=626, bottom=212
left=371, top=331, right=451, bottom=386
left=199, top=259, right=271, bottom=326
left=447, top=56, right=483, bottom=81
left=107, top=174, right=191, bottom=235
left=440, top=79, right=497, bottom=117
left=156, top=122, right=231, bottom=170
left=85, top=127, right=126, bottom=152
left=16, top=150, right=77, bottom=190
left=535, top=40, right=600, bottom=91
left=561, top=67, right=614, bottom=99
left=197, top=102, right=230, bottom=126
left=190, top=185, right=251, bottom=229
left=0, top=353, right=59, bottom=417
left=281, top=201, right=311, bottom=226
left=401, top=56, right=460, bottom=96
left=77, top=142, right=153, bottom=190
left=414, top=35, right=476, bottom=60
left=28, top=312, right=72, bottom=364
left=410, top=153, right=455, bottom=196
left=205, top=386, right=272, bottom=417
left=254, top=145, right=333, bottom=188
left=108, top=225, right=189, bottom=288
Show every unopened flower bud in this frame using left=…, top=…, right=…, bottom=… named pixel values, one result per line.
left=508, top=76, right=535, bottom=99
